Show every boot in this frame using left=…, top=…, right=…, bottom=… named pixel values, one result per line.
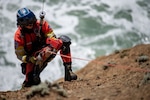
left=64, top=63, right=77, bottom=81
left=22, top=71, right=41, bottom=87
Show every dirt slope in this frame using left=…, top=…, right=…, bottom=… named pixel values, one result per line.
left=0, top=44, right=150, bottom=100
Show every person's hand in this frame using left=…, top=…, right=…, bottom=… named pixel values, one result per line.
left=29, top=56, right=36, bottom=64
left=22, top=55, right=27, bottom=63
left=22, top=55, right=36, bottom=64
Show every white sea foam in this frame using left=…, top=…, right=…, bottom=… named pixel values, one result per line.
left=101, top=0, right=150, bottom=35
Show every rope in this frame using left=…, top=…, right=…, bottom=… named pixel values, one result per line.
left=41, top=0, right=45, bottom=11
left=51, top=51, right=150, bottom=73
left=38, top=0, right=150, bottom=73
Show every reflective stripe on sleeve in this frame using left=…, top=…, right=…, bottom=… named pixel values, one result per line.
left=46, top=31, right=56, bottom=38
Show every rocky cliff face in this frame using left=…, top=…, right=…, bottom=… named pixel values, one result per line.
left=0, top=44, right=150, bottom=100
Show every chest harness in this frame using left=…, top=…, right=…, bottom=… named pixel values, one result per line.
left=21, top=11, right=46, bottom=55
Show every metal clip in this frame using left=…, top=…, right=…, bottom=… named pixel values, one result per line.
left=39, top=11, right=46, bottom=19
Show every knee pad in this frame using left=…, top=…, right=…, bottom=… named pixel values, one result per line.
left=58, top=35, right=71, bottom=46
left=58, top=35, right=71, bottom=54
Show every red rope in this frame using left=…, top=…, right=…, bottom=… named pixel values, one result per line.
left=52, top=52, right=150, bottom=73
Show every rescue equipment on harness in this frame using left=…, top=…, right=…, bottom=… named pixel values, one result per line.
left=33, top=0, right=47, bottom=83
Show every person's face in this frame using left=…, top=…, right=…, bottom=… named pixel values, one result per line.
left=25, top=24, right=33, bottom=29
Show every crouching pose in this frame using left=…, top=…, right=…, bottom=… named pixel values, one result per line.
left=14, top=8, right=77, bottom=87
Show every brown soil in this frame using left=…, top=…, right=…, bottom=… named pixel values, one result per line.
left=1, top=44, right=150, bottom=100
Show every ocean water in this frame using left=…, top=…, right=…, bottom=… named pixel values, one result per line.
left=0, top=0, right=150, bottom=91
